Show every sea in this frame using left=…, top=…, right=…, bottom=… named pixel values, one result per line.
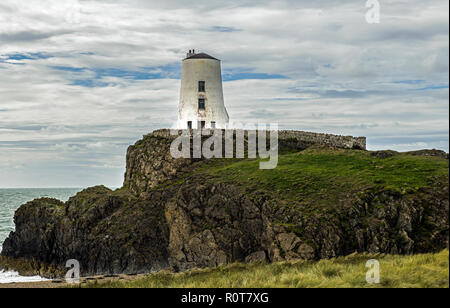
left=0, top=188, right=82, bottom=284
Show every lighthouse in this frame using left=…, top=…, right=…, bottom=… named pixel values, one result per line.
left=178, top=50, right=229, bottom=129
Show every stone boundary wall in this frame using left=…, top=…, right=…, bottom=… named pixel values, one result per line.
left=151, top=129, right=366, bottom=150
left=278, top=130, right=366, bottom=150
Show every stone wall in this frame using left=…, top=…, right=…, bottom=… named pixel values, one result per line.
left=151, top=129, right=366, bottom=150
left=278, top=130, right=366, bottom=150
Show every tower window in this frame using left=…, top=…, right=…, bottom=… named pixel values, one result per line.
left=211, top=121, right=216, bottom=129
left=198, top=98, right=205, bottom=110
left=187, top=121, right=192, bottom=129
left=198, top=81, right=205, bottom=92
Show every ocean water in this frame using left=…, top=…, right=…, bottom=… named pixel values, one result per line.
left=0, top=188, right=82, bottom=284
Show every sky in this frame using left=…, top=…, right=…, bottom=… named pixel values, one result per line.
left=0, top=0, right=448, bottom=188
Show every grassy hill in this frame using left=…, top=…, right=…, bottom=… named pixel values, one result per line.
left=79, top=250, right=449, bottom=288
left=195, top=146, right=448, bottom=205
left=2, top=132, right=448, bottom=283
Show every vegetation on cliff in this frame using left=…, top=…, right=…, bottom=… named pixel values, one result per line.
left=79, top=250, right=449, bottom=288
left=1, top=132, right=448, bottom=278
left=196, top=146, right=448, bottom=204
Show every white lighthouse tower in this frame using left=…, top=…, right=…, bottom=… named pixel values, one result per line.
left=178, top=50, right=229, bottom=129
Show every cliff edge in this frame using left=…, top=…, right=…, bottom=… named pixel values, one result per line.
left=1, top=130, right=448, bottom=278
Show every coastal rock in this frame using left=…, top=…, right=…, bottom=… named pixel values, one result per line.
left=1, top=131, right=448, bottom=278
left=1, top=186, right=171, bottom=277
left=245, top=251, right=267, bottom=263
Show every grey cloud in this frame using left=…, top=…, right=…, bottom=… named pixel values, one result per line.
left=208, top=26, right=241, bottom=32
left=0, top=30, right=70, bottom=42
left=0, top=4, right=13, bottom=13
left=0, top=125, right=47, bottom=131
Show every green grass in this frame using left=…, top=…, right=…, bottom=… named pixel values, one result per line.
left=196, top=147, right=448, bottom=204
left=80, top=250, right=449, bottom=288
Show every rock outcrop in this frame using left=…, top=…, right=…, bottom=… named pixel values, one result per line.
left=1, top=130, right=448, bottom=278
left=1, top=186, right=170, bottom=276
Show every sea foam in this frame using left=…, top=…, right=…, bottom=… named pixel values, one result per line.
left=0, top=270, right=50, bottom=284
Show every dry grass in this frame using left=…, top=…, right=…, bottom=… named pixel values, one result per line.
left=79, top=250, right=449, bottom=288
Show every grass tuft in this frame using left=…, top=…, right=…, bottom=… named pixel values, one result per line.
left=77, top=250, right=449, bottom=288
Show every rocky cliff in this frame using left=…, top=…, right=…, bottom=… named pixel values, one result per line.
left=1, top=130, right=448, bottom=278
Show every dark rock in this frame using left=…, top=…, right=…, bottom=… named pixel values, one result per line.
left=370, top=150, right=398, bottom=159
left=1, top=187, right=170, bottom=277
left=245, top=251, right=267, bottom=263
left=405, top=149, right=449, bottom=160
left=297, top=244, right=315, bottom=260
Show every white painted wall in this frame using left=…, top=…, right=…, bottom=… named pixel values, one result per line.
left=178, top=56, right=229, bottom=129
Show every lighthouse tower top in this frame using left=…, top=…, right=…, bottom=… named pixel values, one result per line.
left=178, top=50, right=229, bottom=129
left=184, top=49, right=219, bottom=60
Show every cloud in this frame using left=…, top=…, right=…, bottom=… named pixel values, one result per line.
left=0, top=0, right=448, bottom=187
left=0, top=31, right=70, bottom=43
left=208, top=26, right=242, bottom=32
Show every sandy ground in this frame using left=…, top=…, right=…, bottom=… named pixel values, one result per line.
left=0, top=274, right=146, bottom=288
